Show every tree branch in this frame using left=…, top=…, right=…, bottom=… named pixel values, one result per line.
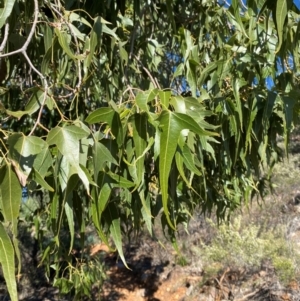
left=0, top=0, right=39, bottom=58
left=0, top=23, right=9, bottom=53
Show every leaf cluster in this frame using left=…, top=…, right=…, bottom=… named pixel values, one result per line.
left=0, top=0, right=299, bottom=299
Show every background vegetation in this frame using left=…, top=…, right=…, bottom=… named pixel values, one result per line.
left=0, top=0, right=300, bottom=299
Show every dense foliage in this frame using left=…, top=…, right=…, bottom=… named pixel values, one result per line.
left=0, top=0, right=300, bottom=299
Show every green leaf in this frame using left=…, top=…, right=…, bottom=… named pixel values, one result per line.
left=67, top=11, right=92, bottom=28
left=96, top=172, right=112, bottom=214
left=85, top=108, right=124, bottom=146
left=85, top=16, right=103, bottom=71
left=64, top=174, right=78, bottom=254
left=105, top=203, right=129, bottom=269
left=158, top=110, right=217, bottom=228
left=48, top=126, right=92, bottom=194
left=8, top=134, right=48, bottom=186
left=230, top=0, right=248, bottom=39
left=175, top=152, right=194, bottom=191
left=43, top=24, right=53, bottom=51
left=71, top=163, right=92, bottom=195
left=158, top=111, right=181, bottom=229
left=158, top=90, right=171, bottom=109
left=47, top=126, right=88, bottom=163
left=198, top=60, right=225, bottom=87
left=0, top=0, right=16, bottom=29
left=6, top=90, right=47, bottom=119
left=172, top=112, right=218, bottom=137
left=130, top=113, right=148, bottom=186
left=135, top=89, right=158, bottom=113
left=107, top=171, right=135, bottom=188
left=8, top=134, right=47, bottom=157
left=54, top=28, right=85, bottom=60
left=0, top=223, right=17, bottom=301
left=140, top=193, right=152, bottom=236
left=31, top=168, right=54, bottom=192
left=187, top=60, right=197, bottom=96
left=0, top=164, right=21, bottom=235
left=102, top=23, right=119, bottom=40
left=181, top=145, right=201, bottom=176
left=172, top=63, right=184, bottom=80
left=93, top=141, right=118, bottom=180
left=91, top=173, right=112, bottom=248
left=232, top=78, right=244, bottom=130
left=282, top=96, right=296, bottom=152
left=275, top=0, right=288, bottom=52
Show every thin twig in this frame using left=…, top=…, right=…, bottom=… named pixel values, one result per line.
left=37, top=122, right=50, bottom=133
left=154, top=77, right=161, bottom=90
left=239, top=0, right=247, bottom=11
left=123, top=85, right=137, bottom=99
left=134, top=55, right=158, bottom=88
left=235, top=289, right=259, bottom=301
left=28, top=89, right=48, bottom=136
left=0, top=23, right=9, bottom=53
left=22, top=51, right=46, bottom=84
left=0, top=0, right=39, bottom=58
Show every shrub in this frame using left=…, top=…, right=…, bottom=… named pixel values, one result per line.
left=192, top=216, right=300, bottom=284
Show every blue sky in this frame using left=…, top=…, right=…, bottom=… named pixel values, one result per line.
left=219, top=0, right=300, bottom=10
left=173, top=1, right=300, bottom=93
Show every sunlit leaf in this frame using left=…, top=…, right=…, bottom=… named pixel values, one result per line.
left=47, top=126, right=88, bottom=163
left=135, top=89, right=158, bottom=113
left=275, top=0, right=288, bottom=52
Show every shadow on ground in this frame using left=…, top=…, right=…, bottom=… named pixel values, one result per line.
left=101, top=245, right=170, bottom=301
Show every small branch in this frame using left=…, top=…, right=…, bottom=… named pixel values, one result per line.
left=0, top=23, right=9, bottom=53
left=134, top=55, right=159, bottom=89
left=235, top=289, right=259, bottom=301
left=22, top=51, right=46, bottom=85
left=239, top=0, right=247, bottom=11
left=28, top=88, right=48, bottom=136
left=58, top=91, right=74, bottom=99
left=0, top=0, right=39, bottom=58
left=122, top=85, right=136, bottom=100
left=37, top=122, right=50, bottom=133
